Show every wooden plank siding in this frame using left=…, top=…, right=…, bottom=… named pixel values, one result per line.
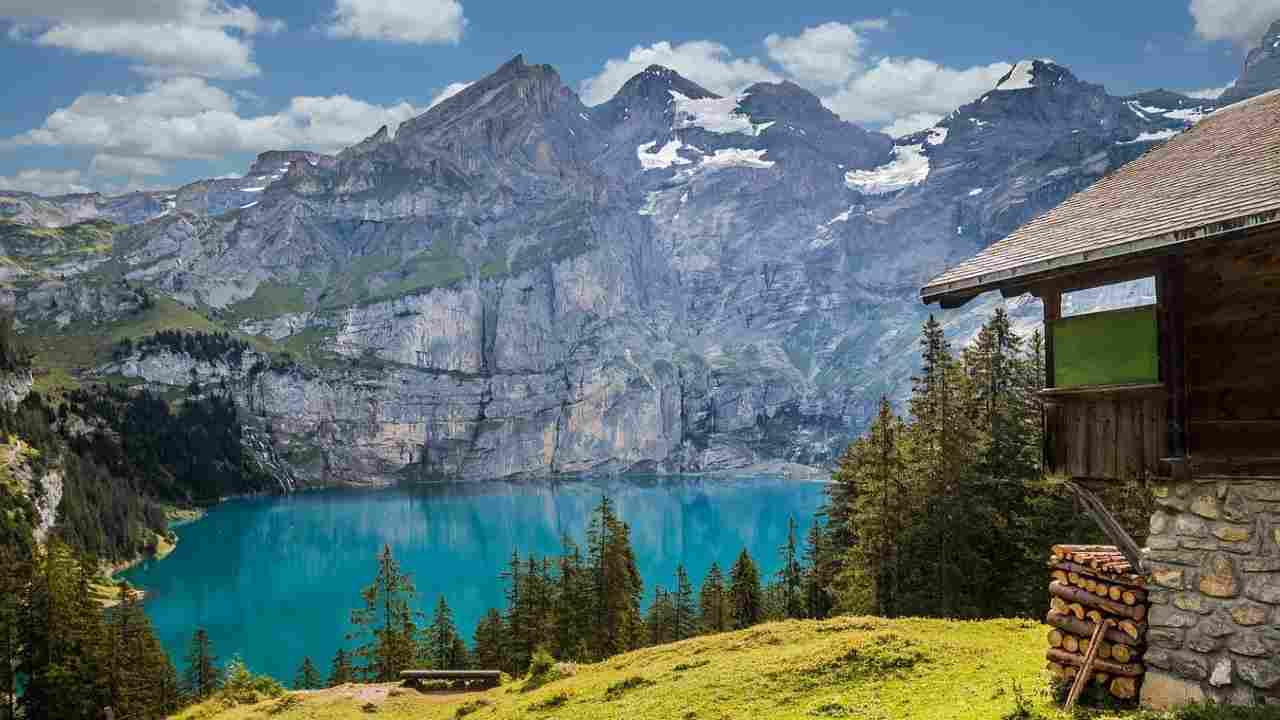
left=1182, top=226, right=1280, bottom=463
left=1042, top=386, right=1168, bottom=480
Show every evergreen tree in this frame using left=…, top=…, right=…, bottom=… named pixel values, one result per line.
left=294, top=657, right=322, bottom=690
left=183, top=628, right=220, bottom=700
left=802, top=517, right=835, bottom=620
left=348, top=544, right=419, bottom=682
left=472, top=609, right=506, bottom=671
left=448, top=636, right=471, bottom=670
left=671, top=565, right=697, bottom=641
left=499, top=550, right=525, bottom=674
left=425, top=595, right=458, bottom=669
left=551, top=534, right=592, bottom=661
left=777, top=517, right=805, bottom=619
left=586, top=496, right=644, bottom=658
left=327, top=648, right=353, bottom=687
left=698, top=562, right=729, bottom=633
left=728, top=549, right=762, bottom=630
left=645, top=587, right=675, bottom=646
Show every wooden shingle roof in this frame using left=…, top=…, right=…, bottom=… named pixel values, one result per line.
left=921, top=89, right=1280, bottom=305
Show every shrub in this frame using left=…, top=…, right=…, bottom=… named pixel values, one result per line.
left=605, top=675, right=657, bottom=700
left=455, top=699, right=492, bottom=717
left=219, top=656, right=285, bottom=707
left=528, top=690, right=571, bottom=711
left=529, top=647, right=556, bottom=678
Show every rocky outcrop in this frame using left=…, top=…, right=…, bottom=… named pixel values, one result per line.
left=0, top=369, right=32, bottom=411
left=1222, top=21, right=1280, bottom=103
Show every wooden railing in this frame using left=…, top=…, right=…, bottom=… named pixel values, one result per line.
left=1041, top=383, right=1169, bottom=481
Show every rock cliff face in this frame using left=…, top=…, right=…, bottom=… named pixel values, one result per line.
left=1222, top=21, right=1280, bottom=103
left=6, top=38, right=1278, bottom=485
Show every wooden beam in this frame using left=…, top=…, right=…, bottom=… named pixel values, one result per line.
left=1043, top=288, right=1062, bottom=472
left=1157, top=258, right=1187, bottom=459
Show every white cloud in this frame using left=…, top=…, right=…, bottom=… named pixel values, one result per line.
left=1189, top=0, right=1280, bottom=46
left=764, top=20, right=886, bottom=87
left=3, top=77, right=424, bottom=173
left=0, top=0, right=282, bottom=79
left=822, top=57, right=1012, bottom=128
left=579, top=40, right=781, bottom=105
left=880, top=112, right=943, bottom=138
left=1185, top=81, right=1235, bottom=99
left=428, top=81, right=472, bottom=109
left=326, top=0, right=465, bottom=45
left=0, top=168, right=90, bottom=195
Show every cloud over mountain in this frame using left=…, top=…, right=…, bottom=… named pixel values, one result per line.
left=1, top=77, right=423, bottom=188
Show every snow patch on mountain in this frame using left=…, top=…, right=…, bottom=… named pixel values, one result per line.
left=995, top=60, right=1037, bottom=91
left=701, top=148, right=774, bottom=169
left=637, top=140, right=692, bottom=170
left=1118, top=128, right=1181, bottom=144
left=845, top=143, right=929, bottom=194
left=671, top=92, right=773, bottom=136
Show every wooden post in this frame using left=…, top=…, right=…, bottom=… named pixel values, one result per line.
left=1042, top=287, right=1061, bottom=472
left=1065, top=621, right=1108, bottom=711
left=1157, top=259, right=1187, bottom=459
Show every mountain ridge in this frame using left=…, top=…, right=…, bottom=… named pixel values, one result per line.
left=2, top=30, right=1274, bottom=484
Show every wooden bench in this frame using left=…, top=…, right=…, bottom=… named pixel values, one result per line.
left=400, top=669, right=501, bottom=689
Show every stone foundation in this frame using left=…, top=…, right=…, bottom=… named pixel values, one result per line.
left=1141, top=478, right=1280, bottom=708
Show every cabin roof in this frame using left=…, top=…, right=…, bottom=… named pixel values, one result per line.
left=921, top=89, right=1280, bottom=305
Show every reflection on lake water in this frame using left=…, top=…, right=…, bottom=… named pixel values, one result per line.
left=123, top=475, right=827, bottom=682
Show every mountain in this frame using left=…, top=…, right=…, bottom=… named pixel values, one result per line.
left=1222, top=20, right=1280, bottom=102
left=2, top=34, right=1274, bottom=484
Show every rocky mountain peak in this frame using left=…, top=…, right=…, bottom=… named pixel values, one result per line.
left=389, top=54, right=572, bottom=157
left=1221, top=19, right=1280, bottom=102
left=992, top=58, right=1074, bottom=93
left=617, top=65, right=719, bottom=102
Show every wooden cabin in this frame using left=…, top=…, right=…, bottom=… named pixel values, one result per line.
left=921, top=89, right=1280, bottom=708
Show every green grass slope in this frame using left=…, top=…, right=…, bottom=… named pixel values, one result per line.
left=170, top=615, right=1142, bottom=720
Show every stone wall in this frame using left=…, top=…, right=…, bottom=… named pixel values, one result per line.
left=1141, top=478, right=1280, bottom=708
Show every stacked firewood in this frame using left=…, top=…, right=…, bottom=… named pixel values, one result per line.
left=1045, top=544, right=1148, bottom=701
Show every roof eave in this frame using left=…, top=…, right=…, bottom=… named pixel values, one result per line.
left=920, top=207, right=1280, bottom=306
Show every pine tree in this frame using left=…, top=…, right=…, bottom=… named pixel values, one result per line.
left=698, top=562, right=728, bottom=633
left=0, top=545, right=22, bottom=720
left=499, top=550, right=525, bottom=674
left=777, top=517, right=805, bottom=619
left=20, top=542, right=100, bottom=720
left=802, top=518, right=834, bottom=620
left=294, top=657, right=322, bottom=690
left=183, top=628, right=220, bottom=700
left=728, top=549, right=762, bottom=630
left=348, top=544, right=419, bottom=682
left=645, top=587, right=675, bottom=646
left=671, top=565, right=697, bottom=641
left=472, top=608, right=506, bottom=671
left=551, top=534, right=592, bottom=661
left=426, top=595, right=458, bottom=669
left=448, top=636, right=471, bottom=670
left=587, top=496, right=644, bottom=658
left=328, top=648, right=353, bottom=687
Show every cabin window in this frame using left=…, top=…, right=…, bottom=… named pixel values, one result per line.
left=1053, top=278, right=1158, bottom=388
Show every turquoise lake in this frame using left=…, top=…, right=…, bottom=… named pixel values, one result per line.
left=122, top=476, right=828, bottom=683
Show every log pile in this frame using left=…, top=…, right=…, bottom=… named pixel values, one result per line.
left=1045, top=544, right=1148, bottom=702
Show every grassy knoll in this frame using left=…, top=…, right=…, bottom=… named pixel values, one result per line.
left=26, top=296, right=275, bottom=394
left=170, top=615, right=1178, bottom=720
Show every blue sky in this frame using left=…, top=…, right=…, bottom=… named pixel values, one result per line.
left=0, top=0, right=1271, bottom=196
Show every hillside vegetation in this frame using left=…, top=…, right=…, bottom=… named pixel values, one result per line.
left=171, top=615, right=1142, bottom=720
